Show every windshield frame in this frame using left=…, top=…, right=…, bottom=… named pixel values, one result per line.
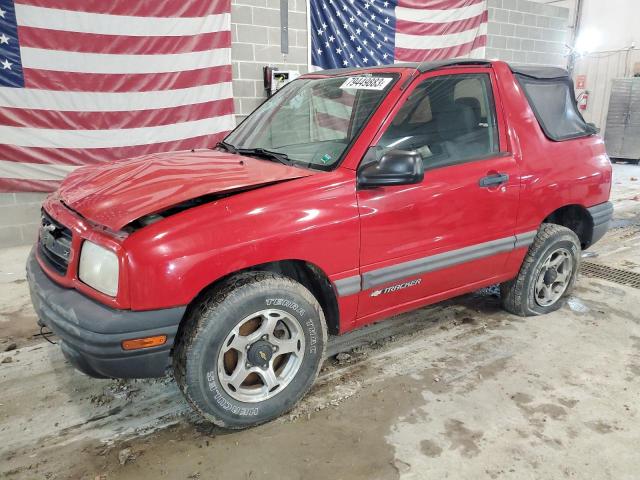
left=222, top=72, right=401, bottom=172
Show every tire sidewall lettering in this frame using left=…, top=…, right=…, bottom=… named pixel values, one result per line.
left=265, top=297, right=305, bottom=317
left=205, top=370, right=260, bottom=416
left=265, top=297, right=318, bottom=355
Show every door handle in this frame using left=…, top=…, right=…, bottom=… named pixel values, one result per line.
left=479, top=173, right=509, bottom=188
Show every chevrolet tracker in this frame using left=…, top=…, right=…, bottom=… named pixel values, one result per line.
left=27, top=60, right=613, bottom=429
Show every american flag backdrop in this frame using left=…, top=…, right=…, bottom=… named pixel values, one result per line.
left=310, top=0, right=488, bottom=70
left=0, top=0, right=234, bottom=192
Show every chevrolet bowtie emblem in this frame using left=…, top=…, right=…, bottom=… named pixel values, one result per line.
left=259, top=351, right=267, bottom=361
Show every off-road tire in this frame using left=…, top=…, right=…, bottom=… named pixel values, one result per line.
left=173, top=271, right=327, bottom=429
left=500, top=224, right=581, bottom=316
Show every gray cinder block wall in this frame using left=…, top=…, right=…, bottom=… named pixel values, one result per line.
left=0, top=192, right=47, bottom=248
left=486, top=0, right=570, bottom=67
left=231, top=0, right=308, bottom=123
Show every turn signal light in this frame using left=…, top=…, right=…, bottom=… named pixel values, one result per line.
left=121, top=335, right=167, bottom=351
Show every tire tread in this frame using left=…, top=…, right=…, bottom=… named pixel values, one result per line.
left=173, top=271, right=327, bottom=429
left=501, top=223, right=579, bottom=316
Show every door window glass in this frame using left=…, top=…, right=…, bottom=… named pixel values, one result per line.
left=376, top=74, right=499, bottom=169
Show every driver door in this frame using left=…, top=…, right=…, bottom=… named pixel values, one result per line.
left=355, top=68, right=520, bottom=324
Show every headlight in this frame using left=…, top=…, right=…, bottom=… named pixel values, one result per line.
left=79, top=241, right=119, bottom=296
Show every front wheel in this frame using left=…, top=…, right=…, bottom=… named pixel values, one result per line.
left=174, top=272, right=327, bottom=429
left=501, top=224, right=580, bottom=316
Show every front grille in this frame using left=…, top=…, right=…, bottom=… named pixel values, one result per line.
left=39, top=210, right=73, bottom=275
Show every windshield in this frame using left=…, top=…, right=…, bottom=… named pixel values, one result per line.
left=224, top=74, right=397, bottom=170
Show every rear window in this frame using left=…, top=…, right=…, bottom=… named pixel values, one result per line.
left=516, top=75, right=594, bottom=141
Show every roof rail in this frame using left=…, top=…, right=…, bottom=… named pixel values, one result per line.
left=415, top=59, right=492, bottom=73
left=308, top=59, right=492, bottom=77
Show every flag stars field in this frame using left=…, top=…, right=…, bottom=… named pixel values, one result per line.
left=311, top=0, right=488, bottom=70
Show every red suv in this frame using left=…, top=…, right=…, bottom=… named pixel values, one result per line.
left=27, top=60, right=612, bottom=429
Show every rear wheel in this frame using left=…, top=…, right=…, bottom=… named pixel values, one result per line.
left=174, top=272, right=327, bottom=429
left=501, top=224, right=580, bottom=316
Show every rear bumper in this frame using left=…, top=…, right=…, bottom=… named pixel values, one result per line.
left=588, top=201, right=614, bottom=248
left=26, top=249, right=186, bottom=378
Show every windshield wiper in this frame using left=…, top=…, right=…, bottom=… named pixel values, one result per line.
left=215, top=140, right=238, bottom=154
left=237, top=147, right=293, bottom=166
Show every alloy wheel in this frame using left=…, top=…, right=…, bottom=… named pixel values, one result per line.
left=217, top=309, right=305, bottom=403
left=534, top=247, right=573, bottom=307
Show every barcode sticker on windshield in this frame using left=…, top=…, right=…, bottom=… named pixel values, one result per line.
left=340, top=76, right=392, bottom=90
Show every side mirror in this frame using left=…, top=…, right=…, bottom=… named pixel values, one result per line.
left=357, top=149, right=424, bottom=188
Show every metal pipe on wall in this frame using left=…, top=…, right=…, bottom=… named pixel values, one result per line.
left=567, top=0, right=584, bottom=76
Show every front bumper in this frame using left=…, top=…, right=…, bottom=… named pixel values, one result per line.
left=26, top=249, right=186, bottom=378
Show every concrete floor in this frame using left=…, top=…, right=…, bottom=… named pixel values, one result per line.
left=1, top=164, right=639, bottom=480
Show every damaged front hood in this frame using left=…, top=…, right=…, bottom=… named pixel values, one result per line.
left=58, top=149, right=315, bottom=231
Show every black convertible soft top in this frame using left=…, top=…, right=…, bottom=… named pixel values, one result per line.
left=509, top=64, right=569, bottom=79
left=510, top=65, right=594, bottom=142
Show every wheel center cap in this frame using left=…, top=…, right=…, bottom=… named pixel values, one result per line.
left=544, top=268, right=558, bottom=285
left=247, top=340, right=273, bottom=366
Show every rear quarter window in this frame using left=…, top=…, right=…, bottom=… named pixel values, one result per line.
left=516, top=75, right=594, bottom=141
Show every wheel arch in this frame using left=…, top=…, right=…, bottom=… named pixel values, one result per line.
left=543, top=204, right=594, bottom=249
left=174, top=259, right=341, bottom=349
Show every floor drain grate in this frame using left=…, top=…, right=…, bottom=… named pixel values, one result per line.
left=581, top=262, right=640, bottom=289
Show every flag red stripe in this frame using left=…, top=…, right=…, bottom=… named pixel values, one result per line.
left=0, top=99, right=234, bottom=130
left=394, top=34, right=487, bottom=61
left=14, top=0, right=230, bottom=17
left=316, top=112, right=348, bottom=130
left=332, top=93, right=356, bottom=107
left=23, top=65, right=232, bottom=92
left=396, top=10, right=487, bottom=36
left=0, top=133, right=230, bottom=167
left=0, top=178, right=61, bottom=193
left=397, top=0, right=484, bottom=9
left=5, top=1, right=233, bottom=193
left=18, top=27, right=230, bottom=55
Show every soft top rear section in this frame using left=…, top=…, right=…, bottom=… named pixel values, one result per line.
left=510, top=64, right=596, bottom=142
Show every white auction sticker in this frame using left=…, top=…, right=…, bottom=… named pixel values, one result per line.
left=340, top=76, right=392, bottom=90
